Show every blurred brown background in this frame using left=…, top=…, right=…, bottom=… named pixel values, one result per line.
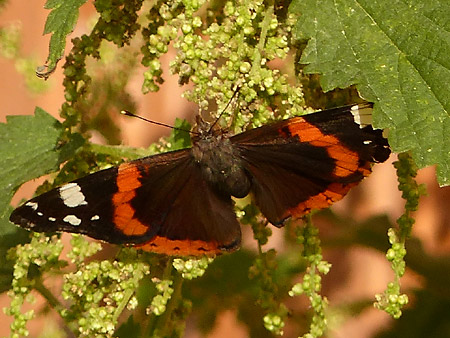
left=1, top=1, right=449, bottom=337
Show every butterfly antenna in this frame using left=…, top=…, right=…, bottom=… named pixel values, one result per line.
left=208, top=86, right=241, bottom=133
left=120, top=110, right=199, bottom=135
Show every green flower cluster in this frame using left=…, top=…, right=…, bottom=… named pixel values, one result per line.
left=67, top=234, right=102, bottom=264
left=149, top=279, right=174, bottom=316
left=239, top=203, right=272, bottom=245
left=142, top=0, right=303, bottom=130
left=62, top=259, right=149, bottom=336
left=172, top=256, right=213, bottom=279
left=240, top=203, right=287, bottom=335
left=375, top=153, right=425, bottom=318
left=374, top=229, right=409, bottom=318
left=249, top=249, right=288, bottom=335
left=394, top=153, right=427, bottom=240
left=289, top=217, right=331, bottom=338
left=263, top=312, right=285, bottom=335
left=62, top=0, right=144, bottom=129
left=5, top=234, right=64, bottom=337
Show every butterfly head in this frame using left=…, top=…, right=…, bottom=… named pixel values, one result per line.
left=191, top=114, right=227, bottom=141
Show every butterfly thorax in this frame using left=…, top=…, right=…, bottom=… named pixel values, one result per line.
left=191, top=133, right=251, bottom=198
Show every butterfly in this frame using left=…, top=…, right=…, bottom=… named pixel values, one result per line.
left=9, top=103, right=390, bottom=256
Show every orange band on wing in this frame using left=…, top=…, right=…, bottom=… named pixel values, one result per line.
left=112, top=163, right=149, bottom=236
left=135, top=236, right=225, bottom=256
left=286, top=181, right=359, bottom=218
left=282, top=118, right=371, bottom=178
left=277, top=118, right=374, bottom=218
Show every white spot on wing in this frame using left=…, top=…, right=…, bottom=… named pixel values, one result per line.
left=350, top=104, right=373, bottom=128
left=25, top=202, right=38, bottom=210
left=37, top=212, right=43, bottom=216
left=91, top=215, right=100, bottom=221
left=48, top=217, right=56, bottom=222
left=59, top=183, right=88, bottom=208
left=63, top=215, right=82, bottom=226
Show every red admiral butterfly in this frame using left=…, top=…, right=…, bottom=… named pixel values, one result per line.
left=10, top=103, right=390, bottom=255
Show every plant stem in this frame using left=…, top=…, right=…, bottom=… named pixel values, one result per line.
left=144, top=259, right=185, bottom=337
left=34, top=278, right=78, bottom=334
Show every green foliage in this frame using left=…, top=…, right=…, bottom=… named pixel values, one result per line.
left=5, top=234, right=65, bottom=337
left=149, top=279, right=174, bottom=316
left=375, top=153, right=426, bottom=318
left=1, top=0, right=447, bottom=337
left=61, top=255, right=149, bottom=336
left=0, top=23, right=50, bottom=93
left=290, top=0, right=450, bottom=186
left=172, top=256, right=213, bottom=279
left=5, top=234, right=150, bottom=337
left=249, top=249, right=288, bottom=335
left=376, top=290, right=450, bottom=338
left=374, top=228, right=409, bottom=319
left=164, top=118, right=192, bottom=151
left=0, top=109, right=84, bottom=223
left=40, top=0, right=88, bottom=76
left=289, top=217, right=331, bottom=338
left=0, top=226, right=29, bottom=294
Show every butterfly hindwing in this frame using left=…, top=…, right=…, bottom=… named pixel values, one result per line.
left=136, top=160, right=241, bottom=255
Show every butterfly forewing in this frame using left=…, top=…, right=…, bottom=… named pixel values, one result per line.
left=9, top=149, right=192, bottom=245
left=9, top=166, right=139, bottom=244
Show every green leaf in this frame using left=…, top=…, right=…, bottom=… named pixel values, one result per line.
left=0, top=108, right=84, bottom=223
left=116, top=315, right=141, bottom=338
left=40, top=0, right=88, bottom=75
left=290, top=0, right=450, bottom=186
left=0, top=227, right=30, bottom=293
left=0, top=108, right=82, bottom=293
left=168, top=118, right=192, bottom=151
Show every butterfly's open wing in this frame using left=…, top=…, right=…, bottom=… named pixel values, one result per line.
left=231, top=104, right=390, bottom=225
left=10, top=149, right=241, bottom=255
left=135, top=159, right=241, bottom=255
left=10, top=150, right=192, bottom=244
